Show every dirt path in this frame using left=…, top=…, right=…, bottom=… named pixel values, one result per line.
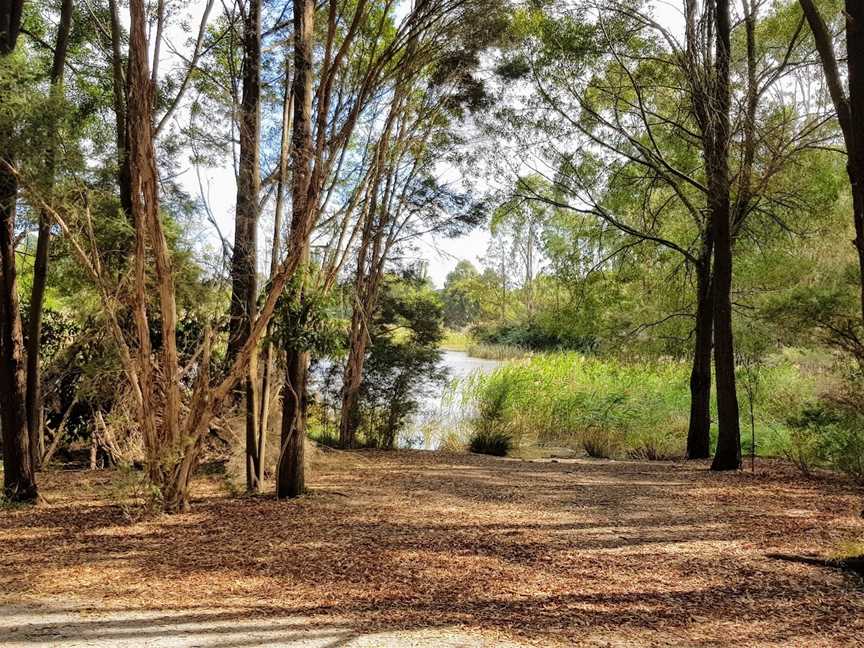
left=1, top=451, right=862, bottom=647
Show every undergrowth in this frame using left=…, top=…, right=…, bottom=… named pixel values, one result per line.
left=459, top=350, right=845, bottom=465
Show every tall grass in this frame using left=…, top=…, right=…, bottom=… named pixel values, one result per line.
left=465, top=341, right=530, bottom=361
left=459, top=351, right=823, bottom=460
left=441, top=329, right=471, bottom=351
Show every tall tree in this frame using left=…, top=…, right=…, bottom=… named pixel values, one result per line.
left=26, top=0, right=75, bottom=470
left=0, top=0, right=37, bottom=502
left=706, top=0, right=741, bottom=470
left=277, top=0, right=315, bottom=499
left=227, top=0, right=263, bottom=492
left=799, top=1, right=864, bottom=332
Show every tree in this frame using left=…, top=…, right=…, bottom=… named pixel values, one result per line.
left=705, top=0, right=740, bottom=470
left=226, top=0, right=263, bottom=493
left=799, top=1, right=864, bottom=332
left=276, top=0, right=503, bottom=495
left=0, top=0, right=37, bottom=502
left=488, top=0, right=821, bottom=465
left=26, top=0, right=74, bottom=470
left=442, top=261, right=482, bottom=328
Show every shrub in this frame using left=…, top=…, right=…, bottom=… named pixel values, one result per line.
left=469, top=428, right=513, bottom=456
left=627, top=426, right=686, bottom=461
left=824, top=424, right=864, bottom=484
left=783, top=427, right=825, bottom=475
left=580, top=427, right=623, bottom=458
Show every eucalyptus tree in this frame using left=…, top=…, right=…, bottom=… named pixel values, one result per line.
left=25, top=0, right=74, bottom=470
left=798, top=1, right=864, bottom=340
left=0, top=0, right=37, bottom=502
left=276, top=0, right=505, bottom=496
left=226, top=0, right=263, bottom=492
left=337, top=75, right=484, bottom=449
left=487, top=0, right=829, bottom=467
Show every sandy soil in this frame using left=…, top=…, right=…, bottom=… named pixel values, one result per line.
left=1, top=450, right=863, bottom=647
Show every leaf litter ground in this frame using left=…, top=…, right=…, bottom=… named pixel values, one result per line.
left=1, top=450, right=862, bottom=646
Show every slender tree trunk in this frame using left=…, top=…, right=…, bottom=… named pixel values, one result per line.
left=226, top=0, right=261, bottom=363
left=276, top=0, right=314, bottom=500
left=0, top=0, right=37, bottom=503
left=0, top=159, right=36, bottom=502
left=846, top=1, right=864, bottom=330
left=709, top=0, right=741, bottom=471
left=108, top=0, right=133, bottom=219
left=26, top=0, right=74, bottom=471
left=128, top=0, right=183, bottom=489
left=687, top=251, right=713, bottom=459
left=258, top=62, right=293, bottom=487
left=339, top=308, right=368, bottom=447
left=227, top=0, right=263, bottom=492
left=278, top=347, right=307, bottom=498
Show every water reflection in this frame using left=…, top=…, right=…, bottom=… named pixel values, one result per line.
left=400, top=350, right=502, bottom=450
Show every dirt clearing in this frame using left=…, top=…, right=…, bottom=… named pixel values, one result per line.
left=1, top=451, right=862, bottom=646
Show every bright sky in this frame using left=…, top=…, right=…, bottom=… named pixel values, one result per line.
left=159, top=0, right=685, bottom=289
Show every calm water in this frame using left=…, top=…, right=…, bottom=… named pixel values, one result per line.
left=399, top=350, right=503, bottom=450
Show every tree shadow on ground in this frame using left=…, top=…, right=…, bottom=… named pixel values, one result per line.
left=1, top=452, right=862, bottom=646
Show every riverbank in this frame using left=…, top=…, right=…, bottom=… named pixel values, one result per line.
left=2, top=451, right=862, bottom=646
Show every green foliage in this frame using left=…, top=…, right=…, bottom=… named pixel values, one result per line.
left=460, top=351, right=843, bottom=463
left=269, top=270, right=347, bottom=358
left=354, top=273, right=447, bottom=449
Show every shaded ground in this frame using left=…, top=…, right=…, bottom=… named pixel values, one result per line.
left=1, top=451, right=863, bottom=646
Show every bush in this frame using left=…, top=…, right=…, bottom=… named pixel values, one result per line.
left=824, top=424, right=864, bottom=484
left=782, top=399, right=864, bottom=482
left=469, top=428, right=513, bottom=456
left=580, top=427, right=622, bottom=458
left=627, top=426, right=686, bottom=461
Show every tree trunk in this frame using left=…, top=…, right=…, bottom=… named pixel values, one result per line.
left=846, top=1, right=864, bottom=330
left=277, top=348, right=307, bottom=498
left=26, top=0, right=74, bottom=471
left=0, top=1, right=23, bottom=55
left=108, top=0, right=133, bottom=220
left=276, top=0, right=315, bottom=500
left=127, top=0, right=183, bottom=487
left=258, top=60, right=293, bottom=486
left=709, top=0, right=741, bottom=471
left=339, top=308, right=368, bottom=447
left=226, top=0, right=261, bottom=364
left=0, top=0, right=37, bottom=503
left=227, top=0, right=262, bottom=492
left=1, top=156, right=37, bottom=502
left=686, top=253, right=713, bottom=460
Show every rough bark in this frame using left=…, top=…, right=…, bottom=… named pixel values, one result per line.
left=278, top=347, right=307, bottom=498
left=26, top=0, right=74, bottom=470
left=709, top=0, right=741, bottom=471
left=226, top=0, right=261, bottom=364
left=226, top=0, right=262, bottom=492
left=258, top=61, right=293, bottom=485
left=108, top=0, right=133, bottom=219
left=276, top=0, right=315, bottom=500
left=686, top=246, right=713, bottom=460
left=127, top=0, right=182, bottom=483
left=0, top=0, right=37, bottom=502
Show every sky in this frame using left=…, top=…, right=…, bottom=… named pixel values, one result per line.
left=158, top=0, right=686, bottom=288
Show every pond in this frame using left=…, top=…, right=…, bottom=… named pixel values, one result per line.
left=398, top=350, right=503, bottom=450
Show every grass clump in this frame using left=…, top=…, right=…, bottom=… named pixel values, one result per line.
left=465, top=341, right=530, bottom=361
left=469, top=428, right=513, bottom=456
left=460, top=350, right=830, bottom=463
